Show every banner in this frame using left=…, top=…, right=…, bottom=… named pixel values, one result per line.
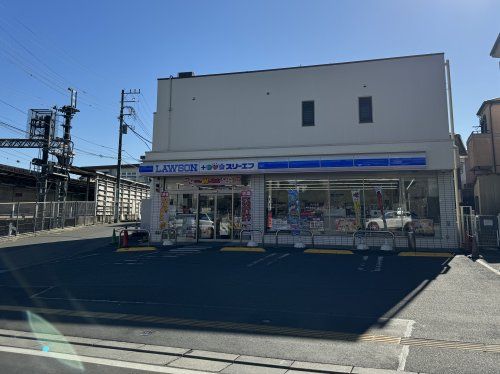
left=288, top=189, right=300, bottom=235
left=351, top=190, right=361, bottom=228
left=241, top=190, right=252, bottom=228
left=159, top=191, right=169, bottom=230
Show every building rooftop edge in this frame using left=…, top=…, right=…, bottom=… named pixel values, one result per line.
left=476, top=97, right=500, bottom=116
left=490, top=33, right=500, bottom=57
left=158, top=52, right=445, bottom=81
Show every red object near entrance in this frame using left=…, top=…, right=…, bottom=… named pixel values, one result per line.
left=122, top=230, right=129, bottom=247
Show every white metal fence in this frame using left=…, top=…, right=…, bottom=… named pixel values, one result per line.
left=0, top=201, right=97, bottom=237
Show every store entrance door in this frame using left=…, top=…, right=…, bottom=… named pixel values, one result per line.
left=197, top=194, right=216, bottom=240
left=216, top=194, right=232, bottom=240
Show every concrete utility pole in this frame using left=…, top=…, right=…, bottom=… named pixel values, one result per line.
left=114, top=89, right=140, bottom=223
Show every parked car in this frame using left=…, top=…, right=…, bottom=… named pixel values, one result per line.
left=365, top=210, right=417, bottom=231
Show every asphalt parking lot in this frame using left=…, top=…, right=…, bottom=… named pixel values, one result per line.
left=0, top=224, right=498, bottom=373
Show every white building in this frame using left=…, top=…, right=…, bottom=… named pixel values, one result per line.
left=141, top=53, right=459, bottom=249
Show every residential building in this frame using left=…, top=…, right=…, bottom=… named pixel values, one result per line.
left=141, top=53, right=459, bottom=248
left=491, top=33, right=500, bottom=58
left=466, top=98, right=500, bottom=214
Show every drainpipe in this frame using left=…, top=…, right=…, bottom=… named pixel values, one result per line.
left=167, top=75, right=173, bottom=151
left=445, top=60, right=462, bottom=247
left=489, top=104, right=497, bottom=173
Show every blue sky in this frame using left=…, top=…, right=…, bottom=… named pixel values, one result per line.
left=0, top=0, right=498, bottom=169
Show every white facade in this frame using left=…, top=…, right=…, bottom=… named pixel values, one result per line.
left=142, top=53, right=459, bottom=249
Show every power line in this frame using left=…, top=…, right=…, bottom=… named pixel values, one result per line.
left=0, top=97, right=27, bottom=114
left=128, top=125, right=152, bottom=150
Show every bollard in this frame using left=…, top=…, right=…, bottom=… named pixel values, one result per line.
left=111, top=229, right=117, bottom=245
left=407, top=231, right=416, bottom=251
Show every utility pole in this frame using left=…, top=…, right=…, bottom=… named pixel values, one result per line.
left=114, top=89, right=140, bottom=223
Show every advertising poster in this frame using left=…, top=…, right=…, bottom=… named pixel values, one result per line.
left=351, top=190, right=361, bottom=229
left=412, top=219, right=435, bottom=235
left=334, top=218, right=358, bottom=233
left=159, top=191, right=169, bottom=230
left=241, top=190, right=252, bottom=228
left=288, top=189, right=300, bottom=235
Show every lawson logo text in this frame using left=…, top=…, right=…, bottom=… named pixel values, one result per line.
left=155, top=163, right=198, bottom=173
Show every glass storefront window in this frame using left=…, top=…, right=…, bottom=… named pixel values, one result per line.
left=159, top=175, right=249, bottom=241
left=265, top=174, right=440, bottom=236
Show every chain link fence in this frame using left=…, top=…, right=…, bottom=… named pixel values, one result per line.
left=0, top=201, right=96, bottom=237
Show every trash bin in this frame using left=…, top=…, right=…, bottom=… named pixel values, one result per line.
left=407, top=230, right=416, bottom=251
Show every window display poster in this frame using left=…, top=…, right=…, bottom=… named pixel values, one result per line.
left=334, top=217, right=358, bottom=233
left=159, top=191, right=169, bottom=230
left=288, top=189, right=300, bottom=235
left=241, top=190, right=252, bottom=228
left=351, top=190, right=361, bottom=229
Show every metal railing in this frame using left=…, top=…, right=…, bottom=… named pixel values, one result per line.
left=275, top=229, right=314, bottom=248
left=239, top=229, right=263, bottom=246
left=0, top=201, right=96, bottom=238
left=161, top=228, right=178, bottom=245
left=352, top=229, right=396, bottom=250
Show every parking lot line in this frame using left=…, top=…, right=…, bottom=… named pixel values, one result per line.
left=476, top=259, right=500, bottom=276
left=266, top=253, right=290, bottom=265
left=247, top=253, right=276, bottom=267
left=304, top=249, right=354, bottom=255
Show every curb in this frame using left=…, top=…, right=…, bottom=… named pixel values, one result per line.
left=0, top=329, right=423, bottom=374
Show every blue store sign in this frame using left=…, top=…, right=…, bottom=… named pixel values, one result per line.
left=139, top=154, right=426, bottom=176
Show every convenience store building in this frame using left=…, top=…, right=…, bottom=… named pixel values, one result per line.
left=140, top=53, right=459, bottom=249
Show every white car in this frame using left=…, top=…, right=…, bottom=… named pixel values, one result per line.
left=365, top=211, right=416, bottom=231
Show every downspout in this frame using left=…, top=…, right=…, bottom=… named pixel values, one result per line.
left=489, top=104, right=497, bottom=173
left=167, top=75, right=173, bottom=151
left=445, top=59, right=462, bottom=247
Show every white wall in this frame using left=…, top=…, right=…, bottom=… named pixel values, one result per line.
left=147, top=53, right=453, bottom=170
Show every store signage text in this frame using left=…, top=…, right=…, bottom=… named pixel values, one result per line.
left=140, top=154, right=426, bottom=176
left=155, top=163, right=198, bottom=173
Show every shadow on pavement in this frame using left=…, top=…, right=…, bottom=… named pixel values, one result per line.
left=480, top=248, right=500, bottom=264
left=0, top=238, right=452, bottom=342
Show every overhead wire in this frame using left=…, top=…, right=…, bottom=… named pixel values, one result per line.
left=128, top=126, right=152, bottom=150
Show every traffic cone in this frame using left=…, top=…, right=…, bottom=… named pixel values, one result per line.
left=111, top=229, right=117, bottom=245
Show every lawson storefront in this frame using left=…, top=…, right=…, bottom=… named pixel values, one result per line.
left=140, top=152, right=458, bottom=248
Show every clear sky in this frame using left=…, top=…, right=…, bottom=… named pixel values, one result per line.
left=0, top=0, right=498, bottom=170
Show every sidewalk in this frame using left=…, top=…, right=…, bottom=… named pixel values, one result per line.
left=0, top=328, right=426, bottom=374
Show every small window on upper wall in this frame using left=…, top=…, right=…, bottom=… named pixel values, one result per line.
left=358, top=96, right=373, bottom=123
left=302, top=100, right=315, bottom=126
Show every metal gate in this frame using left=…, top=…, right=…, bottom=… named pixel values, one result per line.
left=462, top=213, right=500, bottom=250
left=475, top=215, right=499, bottom=248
